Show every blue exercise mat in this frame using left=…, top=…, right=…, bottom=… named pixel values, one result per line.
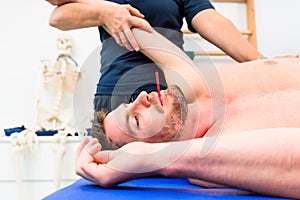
left=43, top=177, right=291, bottom=200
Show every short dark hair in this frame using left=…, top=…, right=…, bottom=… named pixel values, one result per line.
left=91, top=110, right=118, bottom=150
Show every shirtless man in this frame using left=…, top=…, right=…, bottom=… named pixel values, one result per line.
left=76, top=29, right=300, bottom=198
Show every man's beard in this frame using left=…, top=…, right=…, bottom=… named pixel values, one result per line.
left=155, top=85, right=188, bottom=142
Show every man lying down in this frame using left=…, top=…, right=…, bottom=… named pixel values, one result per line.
left=76, top=29, right=300, bottom=199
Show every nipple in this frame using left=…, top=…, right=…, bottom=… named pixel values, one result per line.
left=264, top=60, right=277, bottom=65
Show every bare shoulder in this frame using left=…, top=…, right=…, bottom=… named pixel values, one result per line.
left=218, top=57, right=300, bottom=71
left=216, top=58, right=300, bottom=96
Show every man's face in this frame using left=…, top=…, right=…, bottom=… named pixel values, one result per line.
left=104, top=85, right=188, bottom=147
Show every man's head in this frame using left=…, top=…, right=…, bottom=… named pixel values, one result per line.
left=91, top=85, right=188, bottom=149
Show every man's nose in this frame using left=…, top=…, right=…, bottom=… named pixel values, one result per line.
left=128, top=91, right=151, bottom=112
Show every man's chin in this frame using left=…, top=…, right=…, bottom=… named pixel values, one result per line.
left=168, top=85, right=188, bottom=116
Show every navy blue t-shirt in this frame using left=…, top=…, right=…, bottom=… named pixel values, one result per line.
left=96, top=0, right=214, bottom=95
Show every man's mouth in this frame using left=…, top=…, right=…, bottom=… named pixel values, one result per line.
left=159, top=92, right=163, bottom=106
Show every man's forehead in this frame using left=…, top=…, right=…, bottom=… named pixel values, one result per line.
left=104, top=106, right=129, bottom=136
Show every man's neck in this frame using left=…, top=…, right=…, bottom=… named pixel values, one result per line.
left=181, top=99, right=214, bottom=140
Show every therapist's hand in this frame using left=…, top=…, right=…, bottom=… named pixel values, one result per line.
left=100, top=1, right=153, bottom=51
left=75, top=137, right=158, bottom=187
left=46, top=0, right=153, bottom=51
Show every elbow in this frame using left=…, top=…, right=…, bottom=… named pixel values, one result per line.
left=48, top=18, right=60, bottom=30
left=48, top=11, right=69, bottom=31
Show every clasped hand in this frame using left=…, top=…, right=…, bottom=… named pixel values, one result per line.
left=75, top=137, right=162, bottom=187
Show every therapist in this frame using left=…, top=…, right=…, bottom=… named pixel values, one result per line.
left=46, top=0, right=264, bottom=114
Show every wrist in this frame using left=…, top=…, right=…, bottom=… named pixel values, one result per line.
left=157, top=140, right=197, bottom=177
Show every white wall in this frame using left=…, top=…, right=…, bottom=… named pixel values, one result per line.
left=0, top=0, right=300, bottom=134
left=0, top=1, right=99, bottom=133
left=256, top=0, right=300, bottom=57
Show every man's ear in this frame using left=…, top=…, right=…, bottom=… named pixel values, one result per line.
left=91, top=111, right=119, bottom=150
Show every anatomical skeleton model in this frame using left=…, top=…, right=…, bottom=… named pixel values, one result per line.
left=38, top=34, right=80, bottom=131
left=40, top=34, right=81, bottom=190
left=10, top=34, right=81, bottom=199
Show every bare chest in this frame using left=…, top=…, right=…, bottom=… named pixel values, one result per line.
left=223, top=90, right=300, bottom=132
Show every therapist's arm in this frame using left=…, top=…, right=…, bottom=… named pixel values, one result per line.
left=47, top=1, right=152, bottom=51
left=192, top=9, right=262, bottom=62
left=46, top=0, right=134, bottom=6
left=48, top=1, right=148, bottom=31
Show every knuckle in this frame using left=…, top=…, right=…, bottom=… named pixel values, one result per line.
left=122, top=17, right=131, bottom=24
left=113, top=25, right=122, bottom=33
left=122, top=40, right=129, bottom=46
left=124, top=4, right=131, bottom=8
left=111, top=30, right=119, bottom=36
left=115, top=40, right=123, bottom=47
left=75, top=168, right=81, bottom=176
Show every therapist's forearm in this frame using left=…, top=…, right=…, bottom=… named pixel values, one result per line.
left=49, top=3, right=105, bottom=30
left=192, top=9, right=262, bottom=62
left=46, top=0, right=103, bottom=6
left=159, top=129, right=300, bottom=198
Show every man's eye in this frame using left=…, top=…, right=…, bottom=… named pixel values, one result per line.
left=134, top=116, right=139, bottom=127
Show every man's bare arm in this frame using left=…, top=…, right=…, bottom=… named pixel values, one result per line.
left=160, top=128, right=300, bottom=198
left=132, top=28, right=208, bottom=103
left=76, top=128, right=300, bottom=198
left=188, top=178, right=229, bottom=188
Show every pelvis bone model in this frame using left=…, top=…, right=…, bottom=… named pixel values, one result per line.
left=37, top=34, right=80, bottom=131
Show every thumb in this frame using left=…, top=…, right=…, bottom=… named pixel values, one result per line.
left=126, top=5, right=144, bottom=18
left=94, top=150, right=113, bottom=164
left=130, top=17, right=154, bottom=33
